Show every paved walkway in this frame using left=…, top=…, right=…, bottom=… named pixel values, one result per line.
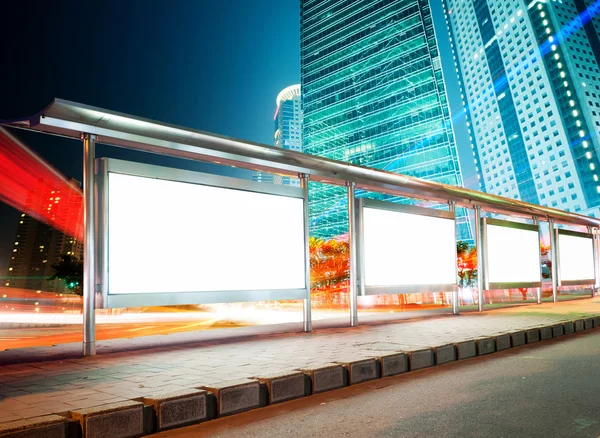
left=0, top=297, right=599, bottom=425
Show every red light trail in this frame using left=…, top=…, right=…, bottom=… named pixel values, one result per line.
left=0, top=127, right=83, bottom=240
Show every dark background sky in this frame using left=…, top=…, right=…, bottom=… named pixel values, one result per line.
left=0, top=0, right=476, bottom=275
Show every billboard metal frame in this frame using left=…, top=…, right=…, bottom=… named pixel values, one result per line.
left=555, top=228, right=595, bottom=287
left=355, top=198, right=457, bottom=296
left=95, top=158, right=310, bottom=309
left=482, top=218, right=542, bottom=291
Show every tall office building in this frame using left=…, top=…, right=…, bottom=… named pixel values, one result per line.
left=274, top=85, right=303, bottom=187
left=300, top=0, right=473, bottom=241
left=253, top=84, right=304, bottom=186
left=5, top=179, right=83, bottom=293
left=443, top=0, right=600, bottom=216
left=585, top=0, right=600, bottom=46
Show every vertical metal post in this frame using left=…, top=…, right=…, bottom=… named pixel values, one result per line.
left=593, top=228, right=600, bottom=294
left=347, top=181, right=358, bottom=327
left=474, top=206, right=485, bottom=311
left=357, top=199, right=366, bottom=298
left=589, top=227, right=597, bottom=298
left=82, top=133, right=96, bottom=356
left=299, top=174, right=312, bottom=332
left=449, top=201, right=459, bottom=315
left=533, top=217, right=542, bottom=304
left=549, top=219, right=558, bottom=303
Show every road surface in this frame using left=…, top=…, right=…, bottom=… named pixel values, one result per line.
left=157, top=330, right=600, bottom=438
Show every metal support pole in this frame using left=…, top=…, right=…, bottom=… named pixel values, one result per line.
left=82, top=133, right=97, bottom=356
left=589, top=227, right=597, bottom=298
left=474, top=206, right=484, bottom=311
left=593, top=228, right=600, bottom=294
left=533, top=217, right=542, bottom=304
left=299, top=174, right=312, bottom=332
left=549, top=219, right=558, bottom=303
left=449, top=201, right=459, bottom=315
left=347, top=181, right=358, bottom=327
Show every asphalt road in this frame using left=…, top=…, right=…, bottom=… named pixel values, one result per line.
left=157, top=331, right=600, bottom=438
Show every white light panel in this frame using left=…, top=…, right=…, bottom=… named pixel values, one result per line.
left=107, top=173, right=306, bottom=294
left=486, top=223, right=541, bottom=285
left=362, top=207, right=456, bottom=287
left=558, top=233, right=595, bottom=282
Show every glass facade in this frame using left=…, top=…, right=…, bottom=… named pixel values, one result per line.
left=300, top=0, right=472, bottom=241
left=444, top=0, right=600, bottom=216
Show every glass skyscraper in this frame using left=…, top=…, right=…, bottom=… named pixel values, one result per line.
left=300, top=0, right=473, bottom=241
left=443, top=0, right=600, bottom=217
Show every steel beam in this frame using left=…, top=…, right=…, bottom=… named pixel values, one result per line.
left=82, top=133, right=96, bottom=356
left=549, top=219, right=558, bottom=303
left=474, top=206, right=484, bottom=311
left=533, top=217, right=542, bottom=304
left=300, top=174, right=312, bottom=332
left=449, top=201, right=459, bottom=315
left=348, top=182, right=358, bottom=327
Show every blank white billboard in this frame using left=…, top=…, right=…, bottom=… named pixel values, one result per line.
left=362, top=206, right=456, bottom=287
left=485, top=222, right=541, bottom=286
left=107, top=172, right=306, bottom=294
left=558, top=232, right=595, bottom=283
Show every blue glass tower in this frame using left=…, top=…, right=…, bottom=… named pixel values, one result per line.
left=300, top=0, right=473, bottom=241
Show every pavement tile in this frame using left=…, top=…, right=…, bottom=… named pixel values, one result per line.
left=8, top=407, right=53, bottom=418
left=0, top=400, right=31, bottom=412
left=31, top=400, right=76, bottom=413
left=64, top=398, right=122, bottom=410
left=0, top=411, right=21, bottom=423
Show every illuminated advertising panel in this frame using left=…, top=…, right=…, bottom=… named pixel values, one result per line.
left=484, top=219, right=541, bottom=289
left=358, top=199, right=456, bottom=295
left=96, top=159, right=307, bottom=308
left=557, top=229, right=595, bottom=286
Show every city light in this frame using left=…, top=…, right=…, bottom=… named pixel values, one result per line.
left=0, top=129, right=83, bottom=241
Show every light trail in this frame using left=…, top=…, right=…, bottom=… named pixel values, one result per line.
left=0, top=127, right=83, bottom=240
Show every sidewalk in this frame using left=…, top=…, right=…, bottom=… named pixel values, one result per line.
left=1, top=297, right=599, bottom=437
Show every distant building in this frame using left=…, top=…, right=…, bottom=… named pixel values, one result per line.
left=253, top=84, right=303, bottom=187
left=251, top=172, right=275, bottom=184
left=300, top=0, right=473, bottom=242
left=274, top=85, right=303, bottom=187
left=5, top=179, right=83, bottom=293
left=443, top=0, right=600, bottom=216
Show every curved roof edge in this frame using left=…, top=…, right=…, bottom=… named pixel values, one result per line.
left=276, top=84, right=301, bottom=108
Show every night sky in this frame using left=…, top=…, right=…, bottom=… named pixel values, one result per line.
left=0, top=0, right=476, bottom=275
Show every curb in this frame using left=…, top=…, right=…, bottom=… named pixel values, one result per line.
left=1, top=316, right=599, bottom=438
